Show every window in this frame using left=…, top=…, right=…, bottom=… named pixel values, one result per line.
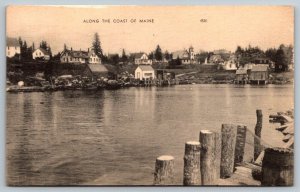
left=8, top=51, right=10, bottom=55
left=7, top=47, right=9, bottom=50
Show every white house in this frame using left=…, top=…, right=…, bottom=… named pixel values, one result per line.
left=88, top=49, right=101, bottom=64
left=221, top=54, right=238, bottom=70
left=172, top=46, right=195, bottom=64
left=32, top=48, right=51, bottom=60
left=60, top=48, right=101, bottom=64
left=60, top=49, right=88, bottom=64
left=6, top=37, right=21, bottom=58
left=135, top=65, right=155, bottom=80
left=131, top=52, right=152, bottom=65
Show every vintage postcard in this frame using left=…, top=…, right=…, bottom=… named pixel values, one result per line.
left=6, top=6, right=294, bottom=186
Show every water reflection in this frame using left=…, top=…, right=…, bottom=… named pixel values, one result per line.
left=6, top=84, right=294, bottom=185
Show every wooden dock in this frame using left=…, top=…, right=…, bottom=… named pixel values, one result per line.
left=153, top=109, right=294, bottom=186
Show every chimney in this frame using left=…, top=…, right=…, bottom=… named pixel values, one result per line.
left=88, top=48, right=90, bottom=52
left=71, top=47, right=73, bottom=51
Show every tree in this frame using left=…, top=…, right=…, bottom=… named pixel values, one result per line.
left=92, top=32, right=103, bottom=58
left=154, top=45, right=163, bottom=61
left=265, top=48, right=277, bottom=62
left=274, top=45, right=290, bottom=72
left=121, top=49, right=128, bottom=62
left=40, top=40, right=48, bottom=50
left=148, top=52, right=154, bottom=60
left=164, top=50, right=171, bottom=61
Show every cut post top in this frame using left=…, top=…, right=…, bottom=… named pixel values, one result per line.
left=186, top=141, right=200, bottom=145
left=157, top=155, right=174, bottom=161
left=200, top=130, right=213, bottom=134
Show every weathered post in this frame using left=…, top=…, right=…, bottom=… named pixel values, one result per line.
left=199, top=130, right=218, bottom=185
left=261, top=147, right=294, bottom=186
left=254, top=110, right=263, bottom=160
left=234, top=125, right=247, bottom=166
left=154, top=155, right=175, bottom=185
left=215, top=132, right=221, bottom=179
left=183, top=141, right=201, bottom=185
left=220, top=124, right=237, bottom=178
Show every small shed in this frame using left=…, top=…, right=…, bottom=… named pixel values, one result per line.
left=135, top=65, right=155, bottom=80
left=235, top=69, right=248, bottom=84
left=249, top=65, right=269, bottom=85
left=88, top=64, right=109, bottom=80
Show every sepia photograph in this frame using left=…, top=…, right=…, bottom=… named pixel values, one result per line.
left=5, top=5, right=294, bottom=186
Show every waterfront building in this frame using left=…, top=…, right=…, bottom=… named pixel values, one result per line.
left=135, top=65, right=155, bottom=80
left=32, top=48, right=51, bottom=60
left=235, top=68, right=248, bottom=84
left=6, top=37, right=21, bottom=58
left=249, top=65, right=269, bottom=84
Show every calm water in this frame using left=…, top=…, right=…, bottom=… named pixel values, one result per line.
left=6, top=84, right=294, bottom=185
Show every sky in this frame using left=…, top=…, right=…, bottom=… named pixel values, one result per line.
left=6, top=5, right=294, bottom=55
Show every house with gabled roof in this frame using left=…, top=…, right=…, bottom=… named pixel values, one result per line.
left=249, top=65, right=269, bottom=85
left=6, top=37, right=21, bottom=58
left=171, top=46, right=195, bottom=64
left=32, top=48, right=51, bottom=60
left=60, top=48, right=101, bottom=64
left=135, top=65, right=155, bottom=80
left=131, top=52, right=152, bottom=65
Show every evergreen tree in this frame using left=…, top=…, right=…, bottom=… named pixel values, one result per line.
left=154, top=45, right=163, bottom=61
left=164, top=50, right=171, bottom=61
left=92, top=33, right=103, bottom=58
left=121, top=49, right=128, bottom=62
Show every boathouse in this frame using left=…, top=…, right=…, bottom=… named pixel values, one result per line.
left=235, top=68, right=248, bottom=84
left=249, top=65, right=269, bottom=85
left=87, top=63, right=109, bottom=80
left=135, top=65, right=155, bottom=80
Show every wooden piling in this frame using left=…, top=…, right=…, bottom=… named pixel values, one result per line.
left=234, top=125, right=247, bottom=166
left=254, top=110, right=263, bottom=160
left=220, top=124, right=237, bottom=178
left=183, top=141, right=201, bottom=185
left=154, top=155, right=175, bottom=185
left=261, top=147, right=294, bottom=186
left=199, top=130, right=218, bottom=185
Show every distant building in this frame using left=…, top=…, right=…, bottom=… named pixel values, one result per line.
left=88, top=50, right=101, bottom=64
left=135, top=65, right=155, bottom=80
left=172, top=46, right=195, bottom=64
left=60, top=48, right=101, bottom=64
left=209, top=54, right=224, bottom=64
left=249, top=65, right=269, bottom=85
left=131, top=52, right=152, bottom=65
left=6, top=37, right=21, bottom=58
left=221, top=54, right=238, bottom=70
left=32, top=48, right=51, bottom=60
left=235, top=69, right=248, bottom=84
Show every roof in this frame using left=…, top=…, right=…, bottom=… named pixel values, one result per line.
left=236, top=69, right=248, bottom=75
left=131, top=52, right=146, bottom=59
left=251, top=65, right=268, bottom=72
left=35, top=48, right=50, bottom=56
left=62, top=49, right=89, bottom=59
left=172, top=50, right=189, bottom=59
left=88, top=64, right=108, bottom=73
left=7, top=37, right=20, bottom=47
left=137, top=65, right=154, bottom=71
